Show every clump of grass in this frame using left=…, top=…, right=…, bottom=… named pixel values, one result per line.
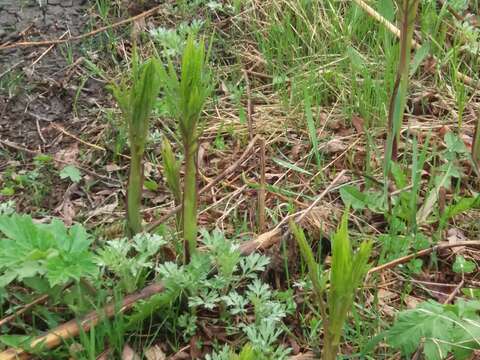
left=160, top=35, right=212, bottom=261
left=110, top=55, right=162, bottom=237
left=290, top=209, right=372, bottom=360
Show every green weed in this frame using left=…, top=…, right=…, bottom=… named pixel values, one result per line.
left=290, top=209, right=372, bottom=360
left=159, top=35, right=213, bottom=261
left=110, top=55, right=162, bottom=236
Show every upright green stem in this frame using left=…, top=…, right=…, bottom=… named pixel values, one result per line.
left=183, top=140, right=198, bottom=261
left=159, top=36, right=211, bottom=262
left=127, top=147, right=144, bottom=237
left=473, top=116, right=480, bottom=173
left=384, top=0, right=419, bottom=203
left=110, top=57, right=161, bottom=238
left=390, top=0, right=419, bottom=161
left=321, top=335, right=339, bottom=360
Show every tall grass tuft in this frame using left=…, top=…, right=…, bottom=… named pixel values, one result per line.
left=160, top=35, right=212, bottom=261
left=290, top=210, right=372, bottom=360
left=110, top=55, right=162, bottom=237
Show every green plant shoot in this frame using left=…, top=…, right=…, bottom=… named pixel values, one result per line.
left=161, top=137, right=182, bottom=230
left=325, top=210, right=372, bottom=360
left=160, top=35, right=212, bottom=261
left=110, top=56, right=162, bottom=237
left=290, top=209, right=372, bottom=360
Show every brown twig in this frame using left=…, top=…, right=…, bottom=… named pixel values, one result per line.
left=367, top=241, right=480, bottom=275
left=271, top=170, right=348, bottom=232
left=30, top=31, right=69, bottom=67
left=0, top=60, right=25, bottom=79
left=0, top=294, right=49, bottom=328
left=443, top=278, right=464, bottom=304
left=50, top=123, right=105, bottom=151
left=35, top=119, right=46, bottom=144
left=240, top=170, right=348, bottom=255
left=0, top=5, right=163, bottom=51
left=0, top=283, right=165, bottom=360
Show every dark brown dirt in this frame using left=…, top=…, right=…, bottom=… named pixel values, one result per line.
left=0, top=0, right=105, bottom=150
left=0, top=0, right=116, bottom=215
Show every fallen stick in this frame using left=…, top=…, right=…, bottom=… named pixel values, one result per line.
left=0, top=5, right=163, bottom=50
left=0, top=294, right=49, bottom=328
left=0, top=283, right=165, bottom=360
left=367, top=240, right=480, bottom=275
left=5, top=238, right=480, bottom=359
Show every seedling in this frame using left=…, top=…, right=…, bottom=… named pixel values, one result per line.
left=290, top=210, right=372, bottom=360
left=159, top=35, right=212, bottom=261
left=110, top=56, right=162, bottom=237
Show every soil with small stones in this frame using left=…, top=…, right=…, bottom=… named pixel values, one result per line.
left=0, top=0, right=105, bottom=150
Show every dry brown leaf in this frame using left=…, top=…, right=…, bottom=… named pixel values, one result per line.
left=423, top=56, right=437, bottom=75
left=324, top=139, right=346, bottom=154
left=197, top=142, right=209, bottom=170
left=189, top=336, right=202, bottom=359
left=54, top=184, right=78, bottom=226
left=144, top=162, right=154, bottom=177
left=86, top=194, right=119, bottom=219
left=106, top=163, right=123, bottom=172
left=145, top=345, right=166, bottom=360
left=447, top=228, right=468, bottom=255
left=376, top=289, right=399, bottom=316
left=62, top=198, right=75, bottom=227
left=122, top=344, right=141, bottom=360
left=351, top=115, right=364, bottom=134
left=301, top=207, right=335, bottom=238
left=54, top=143, right=79, bottom=169
left=290, top=143, right=303, bottom=160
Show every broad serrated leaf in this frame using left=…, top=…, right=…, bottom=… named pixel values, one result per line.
left=339, top=185, right=384, bottom=212
left=59, top=165, right=82, bottom=183
left=386, top=300, right=475, bottom=359
left=452, top=255, right=476, bottom=274
left=388, top=303, right=447, bottom=355
left=0, top=213, right=96, bottom=288
left=339, top=185, right=368, bottom=210
left=445, top=132, right=469, bottom=154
